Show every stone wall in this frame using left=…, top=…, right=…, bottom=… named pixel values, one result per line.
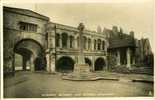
left=3, top=8, right=49, bottom=74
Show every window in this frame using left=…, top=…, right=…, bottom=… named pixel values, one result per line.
left=102, top=41, right=105, bottom=50
left=94, top=40, right=96, bottom=50
left=70, top=36, right=74, bottom=48
left=77, top=37, right=79, bottom=47
left=62, top=33, right=68, bottom=48
left=83, top=36, right=87, bottom=49
left=97, top=39, right=101, bottom=50
left=88, top=38, right=91, bottom=50
left=56, top=34, right=60, bottom=47
left=19, top=22, right=37, bottom=32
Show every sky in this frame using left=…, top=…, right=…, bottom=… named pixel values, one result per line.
left=3, top=0, right=154, bottom=47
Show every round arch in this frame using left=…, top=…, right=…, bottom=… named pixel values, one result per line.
left=94, top=57, right=105, bottom=71
left=14, top=38, right=44, bottom=52
left=85, top=57, right=92, bottom=66
left=56, top=56, right=75, bottom=72
left=14, top=39, right=46, bottom=71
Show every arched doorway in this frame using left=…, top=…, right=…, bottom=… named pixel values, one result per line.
left=56, top=56, right=74, bottom=72
left=85, top=58, right=92, bottom=66
left=34, top=57, right=46, bottom=71
left=14, top=39, right=46, bottom=71
left=95, top=57, right=105, bottom=71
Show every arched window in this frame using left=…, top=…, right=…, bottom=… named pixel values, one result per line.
left=88, top=38, right=91, bottom=50
left=70, top=36, right=74, bottom=48
left=97, top=39, right=101, bottom=50
left=83, top=36, right=87, bottom=49
left=77, top=36, right=79, bottom=48
left=102, top=41, right=105, bottom=50
left=56, top=33, right=60, bottom=47
left=94, top=39, right=96, bottom=50
left=62, top=33, right=68, bottom=48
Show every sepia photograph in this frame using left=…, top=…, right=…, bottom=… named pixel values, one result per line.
left=2, top=0, right=154, bottom=98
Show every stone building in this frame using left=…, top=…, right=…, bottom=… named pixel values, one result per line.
left=135, top=38, right=154, bottom=67
left=104, top=26, right=154, bottom=72
left=3, top=6, right=153, bottom=75
left=104, top=26, right=136, bottom=69
left=3, top=6, right=50, bottom=75
left=3, top=6, right=107, bottom=75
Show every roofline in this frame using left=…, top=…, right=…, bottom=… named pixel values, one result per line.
left=49, top=22, right=100, bottom=34
left=3, top=6, right=50, bottom=21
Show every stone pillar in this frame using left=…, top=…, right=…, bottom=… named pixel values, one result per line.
left=126, top=48, right=131, bottom=68
left=132, top=55, right=135, bottom=65
left=86, top=38, right=88, bottom=50
left=117, top=50, right=120, bottom=66
left=96, top=41, right=98, bottom=51
left=12, top=53, right=15, bottom=74
left=50, top=55, right=55, bottom=73
left=91, top=39, right=94, bottom=51
left=59, top=35, right=62, bottom=48
left=67, top=37, right=70, bottom=49
left=100, top=41, right=102, bottom=51
left=30, top=55, right=35, bottom=71
left=72, top=38, right=74, bottom=49
left=26, top=60, right=31, bottom=70
left=22, top=57, right=27, bottom=70
left=74, top=38, right=77, bottom=49
left=46, top=53, right=51, bottom=72
left=92, top=56, right=95, bottom=71
left=46, top=50, right=56, bottom=73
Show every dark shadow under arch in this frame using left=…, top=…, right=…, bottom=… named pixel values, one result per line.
left=56, top=56, right=74, bottom=73
left=95, top=57, right=105, bottom=71
left=85, top=58, right=92, bottom=66
left=14, top=39, right=46, bottom=71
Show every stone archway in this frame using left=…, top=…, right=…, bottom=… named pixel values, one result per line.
left=94, top=57, right=105, bottom=71
left=14, top=39, right=46, bottom=71
left=56, top=56, right=74, bottom=72
left=85, top=58, right=92, bottom=66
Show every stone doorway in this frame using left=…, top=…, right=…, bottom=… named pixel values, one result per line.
left=56, top=56, right=74, bottom=72
left=94, top=57, right=105, bottom=71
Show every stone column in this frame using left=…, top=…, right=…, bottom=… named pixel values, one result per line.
left=74, top=38, right=77, bottom=49
left=126, top=48, right=131, bottom=68
left=132, top=55, right=135, bottom=65
left=86, top=38, right=88, bottom=50
left=91, top=39, right=94, bottom=51
left=50, top=55, right=55, bottom=73
left=67, top=38, right=70, bottom=49
left=46, top=53, right=51, bottom=72
left=26, top=60, right=31, bottom=70
left=117, top=50, right=120, bottom=66
left=92, top=56, right=95, bottom=71
left=22, top=57, right=27, bottom=70
left=100, top=41, right=102, bottom=51
left=68, top=37, right=70, bottom=49
left=46, top=49, right=56, bottom=73
left=59, top=35, right=62, bottom=48
left=12, top=53, right=15, bottom=75
left=30, top=55, right=35, bottom=71
left=96, top=41, right=98, bottom=51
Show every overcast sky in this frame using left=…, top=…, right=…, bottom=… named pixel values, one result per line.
left=4, top=0, right=154, bottom=47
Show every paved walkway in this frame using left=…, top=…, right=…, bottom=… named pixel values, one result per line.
left=4, top=71, right=154, bottom=98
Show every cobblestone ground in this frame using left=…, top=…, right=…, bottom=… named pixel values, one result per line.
left=4, top=71, right=154, bottom=98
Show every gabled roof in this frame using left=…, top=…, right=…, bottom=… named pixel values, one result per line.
left=3, top=6, right=49, bottom=21
left=108, top=33, right=136, bottom=49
